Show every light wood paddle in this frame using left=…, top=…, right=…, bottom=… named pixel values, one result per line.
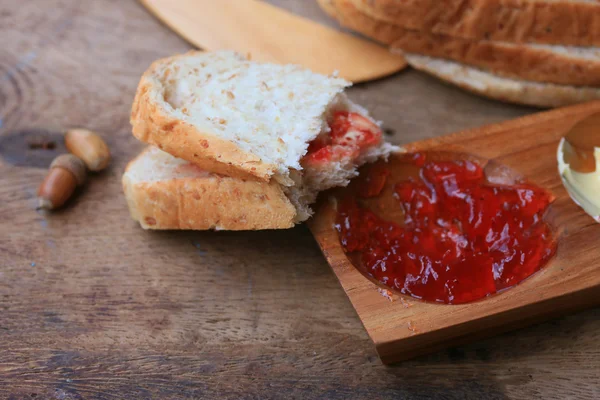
left=139, top=0, right=406, bottom=82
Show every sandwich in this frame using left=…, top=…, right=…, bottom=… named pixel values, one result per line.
left=123, top=51, right=398, bottom=230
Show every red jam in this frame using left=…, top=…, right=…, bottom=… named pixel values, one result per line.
left=303, top=111, right=382, bottom=165
left=336, top=153, right=557, bottom=305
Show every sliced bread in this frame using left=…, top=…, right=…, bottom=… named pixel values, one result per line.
left=129, top=51, right=399, bottom=227
left=319, top=0, right=600, bottom=86
left=122, top=147, right=297, bottom=230
left=349, top=0, right=600, bottom=47
left=132, top=51, right=352, bottom=184
left=404, top=53, right=600, bottom=108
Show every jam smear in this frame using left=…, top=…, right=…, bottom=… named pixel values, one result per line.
left=336, top=153, right=557, bottom=305
left=303, top=111, right=382, bottom=165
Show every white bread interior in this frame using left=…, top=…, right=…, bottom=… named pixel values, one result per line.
left=287, top=95, right=398, bottom=221
left=131, top=51, right=355, bottom=185
left=404, top=54, right=600, bottom=108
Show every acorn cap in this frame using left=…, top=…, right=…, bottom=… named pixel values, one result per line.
left=50, top=154, right=87, bottom=185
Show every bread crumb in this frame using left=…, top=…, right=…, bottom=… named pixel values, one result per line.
left=226, top=91, right=235, bottom=99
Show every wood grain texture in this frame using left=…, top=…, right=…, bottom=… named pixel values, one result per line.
left=139, top=0, right=406, bottom=82
left=309, top=101, right=600, bottom=364
left=0, top=0, right=598, bottom=399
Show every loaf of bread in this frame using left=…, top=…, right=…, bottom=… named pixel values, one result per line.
left=320, top=0, right=600, bottom=87
left=125, top=51, right=398, bottom=229
left=318, top=0, right=600, bottom=107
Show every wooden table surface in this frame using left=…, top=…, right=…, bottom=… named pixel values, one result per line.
left=0, top=1, right=598, bottom=399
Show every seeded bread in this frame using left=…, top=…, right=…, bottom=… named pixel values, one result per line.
left=319, top=0, right=600, bottom=86
left=123, top=147, right=297, bottom=230
left=404, top=54, right=600, bottom=108
left=349, top=0, right=600, bottom=47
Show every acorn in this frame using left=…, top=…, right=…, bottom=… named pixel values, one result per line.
left=64, top=128, right=111, bottom=172
left=37, top=154, right=87, bottom=210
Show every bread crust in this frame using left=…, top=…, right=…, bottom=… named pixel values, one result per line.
left=321, top=0, right=600, bottom=87
left=350, top=0, right=600, bottom=47
left=405, top=54, right=600, bottom=108
left=130, top=52, right=277, bottom=182
left=122, top=149, right=296, bottom=230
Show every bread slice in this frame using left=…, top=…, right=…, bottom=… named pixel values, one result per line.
left=348, top=0, right=600, bottom=47
left=319, top=0, right=600, bottom=86
left=404, top=54, right=600, bottom=108
left=132, top=51, right=354, bottom=183
left=123, top=147, right=297, bottom=230
left=123, top=144, right=396, bottom=230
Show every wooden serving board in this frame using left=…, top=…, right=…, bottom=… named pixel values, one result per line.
left=309, top=101, right=600, bottom=364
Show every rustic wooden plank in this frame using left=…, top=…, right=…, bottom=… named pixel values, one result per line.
left=0, top=0, right=598, bottom=399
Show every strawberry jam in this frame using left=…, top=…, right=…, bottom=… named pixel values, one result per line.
left=303, top=111, right=382, bottom=165
left=335, top=153, right=557, bottom=305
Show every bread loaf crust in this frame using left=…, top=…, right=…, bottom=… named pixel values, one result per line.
left=350, top=0, right=600, bottom=47
left=131, top=52, right=277, bottom=182
left=122, top=149, right=296, bottom=230
left=321, top=0, right=600, bottom=87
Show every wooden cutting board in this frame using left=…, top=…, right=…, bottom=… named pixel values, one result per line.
left=309, top=101, right=600, bottom=364
left=139, top=0, right=406, bottom=82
